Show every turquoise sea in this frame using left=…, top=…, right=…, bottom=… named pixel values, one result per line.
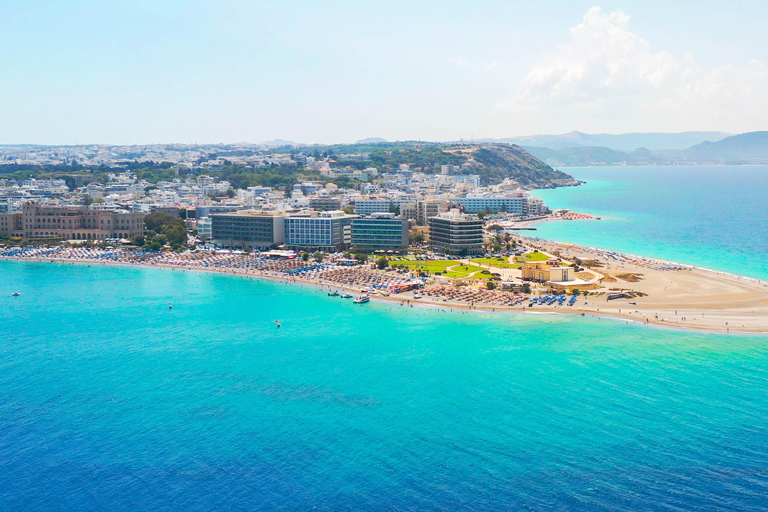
left=534, top=165, right=768, bottom=280
left=3, top=165, right=768, bottom=510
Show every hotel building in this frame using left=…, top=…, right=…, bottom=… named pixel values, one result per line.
left=0, top=201, right=144, bottom=240
left=428, top=209, right=484, bottom=255
left=210, top=210, right=285, bottom=248
left=450, top=192, right=546, bottom=216
left=284, top=210, right=358, bottom=251
left=350, top=212, right=409, bottom=252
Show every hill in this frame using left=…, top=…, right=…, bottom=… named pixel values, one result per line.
left=682, top=131, right=768, bottom=163
left=367, top=144, right=579, bottom=188
left=465, top=145, right=579, bottom=188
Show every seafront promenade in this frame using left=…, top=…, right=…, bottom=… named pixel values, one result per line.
left=4, top=242, right=768, bottom=334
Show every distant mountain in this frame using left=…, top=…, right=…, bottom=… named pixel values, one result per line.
left=682, top=131, right=768, bottom=163
left=520, top=131, right=768, bottom=166
left=355, top=137, right=388, bottom=144
left=261, top=139, right=300, bottom=147
left=522, top=146, right=662, bottom=167
left=486, top=131, right=731, bottom=152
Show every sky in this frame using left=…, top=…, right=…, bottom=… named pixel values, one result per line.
left=1, top=0, right=767, bottom=145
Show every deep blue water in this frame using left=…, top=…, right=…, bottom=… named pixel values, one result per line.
left=3, top=261, right=768, bottom=510
left=534, top=165, right=768, bottom=280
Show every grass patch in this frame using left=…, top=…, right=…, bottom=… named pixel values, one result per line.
left=394, top=260, right=490, bottom=279
left=394, top=260, right=460, bottom=272
left=513, top=252, right=551, bottom=264
left=470, top=257, right=519, bottom=269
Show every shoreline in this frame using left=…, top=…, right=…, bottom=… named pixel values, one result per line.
left=4, top=252, right=768, bottom=335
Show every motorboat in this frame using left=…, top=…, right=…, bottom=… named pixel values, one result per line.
left=353, top=295, right=370, bottom=304
left=413, top=293, right=422, bottom=299
left=328, top=291, right=339, bottom=296
left=11, top=292, right=20, bottom=297
left=340, top=293, right=353, bottom=299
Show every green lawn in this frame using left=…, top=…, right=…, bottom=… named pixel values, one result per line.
left=394, top=260, right=487, bottom=279
left=470, top=257, right=519, bottom=269
left=514, top=252, right=551, bottom=263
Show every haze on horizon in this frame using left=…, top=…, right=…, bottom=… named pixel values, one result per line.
left=2, top=0, right=767, bottom=145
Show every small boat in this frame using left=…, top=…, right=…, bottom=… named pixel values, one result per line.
left=413, top=293, right=422, bottom=299
left=11, top=292, right=20, bottom=296
left=328, top=291, right=339, bottom=296
left=340, top=293, right=353, bottom=299
left=353, top=295, right=370, bottom=304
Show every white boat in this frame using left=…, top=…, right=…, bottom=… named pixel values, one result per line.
left=413, top=293, right=422, bottom=299
left=11, top=292, right=20, bottom=297
left=353, top=295, right=370, bottom=304
left=328, top=291, right=339, bottom=296
left=340, top=293, right=353, bottom=299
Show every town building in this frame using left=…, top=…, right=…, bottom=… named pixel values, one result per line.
left=354, top=199, right=392, bottom=215
left=520, top=258, right=596, bottom=289
left=351, top=212, right=409, bottom=252
left=450, top=192, right=546, bottom=216
left=428, top=209, right=484, bottom=255
left=308, top=197, right=342, bottom=211
left=210, top=210, right=285, bottom=248
left=417, top=199, right=451, bottom=226
left=284, top=210, right=358, bottom=251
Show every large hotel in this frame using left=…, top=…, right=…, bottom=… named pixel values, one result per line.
left=210, top=209, right=409, bottom=252
left=0, top=202, right=144, bottom=240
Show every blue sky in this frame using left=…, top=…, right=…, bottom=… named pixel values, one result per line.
left=2, top=0, right=767, bottom=144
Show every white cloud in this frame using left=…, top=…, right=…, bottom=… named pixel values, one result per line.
left=500, top=6, right=768, bottom=132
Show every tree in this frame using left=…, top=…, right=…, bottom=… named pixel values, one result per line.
left=409, top=229, right=424, bottom=244
left=301, top=252, right=310, bottom=261
left=376, top=257, right=389, bottom=270
left=486, top=281, right=497, bottom=290
left=521, top=283, right=532, bottom=294
left=572, top=288, right=581, bottom=295
left=354, top=253, right=368, bottom=263
left=162, top=224, right=187, bottom=246
left=313, top=251, right=325, bottom=262
left=144, top=212, right=184, bottom=232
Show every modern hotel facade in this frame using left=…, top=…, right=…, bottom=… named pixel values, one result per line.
left=284, top=210, right=358, bottom=251
left=210, top=210, right=285, bottom=248
left=350, top=212, right=409, bottom=252
left=428, top=209, right=484, bottom=255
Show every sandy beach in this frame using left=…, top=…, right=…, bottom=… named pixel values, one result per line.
left=4, top=240, right=768, bottom=334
